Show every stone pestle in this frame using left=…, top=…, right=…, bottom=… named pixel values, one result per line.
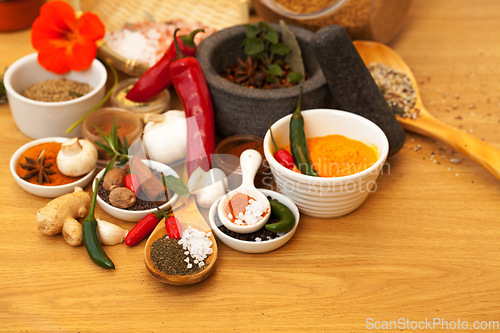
left=310, top=24, right=406, bottom=156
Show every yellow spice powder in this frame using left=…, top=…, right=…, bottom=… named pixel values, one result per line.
left=304, top=134, right=378, bottom=177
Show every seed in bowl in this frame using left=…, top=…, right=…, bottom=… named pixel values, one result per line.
left=22, top=78, right=93, bottom=102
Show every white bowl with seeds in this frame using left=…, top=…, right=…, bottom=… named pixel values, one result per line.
left=3, top=53, right=107, bottom=139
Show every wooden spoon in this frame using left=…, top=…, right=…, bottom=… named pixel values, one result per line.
left=144, top=196, right=218, bottom=285
left=353, top=40, right=500, bottom=180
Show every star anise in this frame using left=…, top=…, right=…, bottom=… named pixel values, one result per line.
left=235, top=56, right=258, bottom=84
left=19, top=151, right=56, bottom=184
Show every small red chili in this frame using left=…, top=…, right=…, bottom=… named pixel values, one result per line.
left=125, top=29, right=204, bottom=102
left=269, top=126, right=295, bottom=170
left=125, top=212, right=162, bottom=246
left=124, top=173, right=140, bottom=196
left=165, top=216, right=182, bottom=239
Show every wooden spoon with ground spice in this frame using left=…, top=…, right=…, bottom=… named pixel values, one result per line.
left=354, top=40, right=500, bottom=180
left=144, top=196, right=218, bottom=285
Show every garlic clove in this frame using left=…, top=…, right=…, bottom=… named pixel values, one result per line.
left=190, top=168, right=229, bottom=208
left=97, top=219, right=128, bottom=246
left=187, top=166, right=206, bottom=194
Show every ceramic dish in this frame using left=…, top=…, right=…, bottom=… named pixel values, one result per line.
left=10, top=137, right=96, bottom=198
left=208, top=189, right=299, bottom=253
left=93, top=160, right=179, bottom=222
left=3, top=53, right=107, bottom=138
left=263, top=108, right=389, bottom=218
left=82, top=107, right=143, bottom=168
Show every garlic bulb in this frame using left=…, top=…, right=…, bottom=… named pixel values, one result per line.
left=97, top=219, right=128, bottom=245
left=143, top=110, right=187, bottom=164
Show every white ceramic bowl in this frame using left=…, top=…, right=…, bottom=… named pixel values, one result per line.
left=10, top=137, right=96, bottom=198
left=3, top=53, right=107, bottom=139
left=93, top=160, right=179, bottom=222
left=208, top=189, right=300, bottom=253
left=263, top=109, right=389, bottom=218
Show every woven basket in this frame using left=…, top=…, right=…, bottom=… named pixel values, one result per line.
left=79, top=0, right=250, bottom=76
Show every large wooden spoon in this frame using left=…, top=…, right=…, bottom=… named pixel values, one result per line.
left=144, top=196, right=218, bottom=285
left=354, top=40, right=500, bottom=180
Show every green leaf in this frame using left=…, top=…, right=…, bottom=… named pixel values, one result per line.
left=287, top=71, right=303, bottom=84
left=268, top=63, right=283, bottom=77
left=258, top=21, right=273, bottom=32
left=94, top=141, right=114, bottom=155
left=92, top=124, right=113, bottom=149
left=122, top=136, right=130, bottom=154
left=266, top=76, right=277, bottom=83
left=280, top=20, right=305, bottom=81
left=162, top=174, right=190, bottom=198
left=244, top=38, right=265, bottom=56
left=264, top=30, right=279, bottom=44
left=111, top=120, right=119, bottom=151
left=270, top=43, right=290, bottom=56
left=245, top=24, right=260, bottom=38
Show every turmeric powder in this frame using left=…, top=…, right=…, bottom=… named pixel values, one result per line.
left=286, top=135, right=378, bottom=177
left=16, top=142, right=83, bottom=185
left=307, top=135, right=378, bottom=177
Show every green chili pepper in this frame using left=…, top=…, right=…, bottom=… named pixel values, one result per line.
left=289, top=88, right=318, bottom=177
left=82, top=178, right=115, bottom=270
left=265, top=199, right=295, bottom=233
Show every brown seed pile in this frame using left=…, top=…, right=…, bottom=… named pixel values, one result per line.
left=22, top=78, right=93, bottom=102
left=368, top=62, right=418, bottom=119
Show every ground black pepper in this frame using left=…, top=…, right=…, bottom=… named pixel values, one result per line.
left=150, top=237, right=204, bottom=276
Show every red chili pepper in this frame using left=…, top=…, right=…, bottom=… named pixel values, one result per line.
left=124, top=173, right=140, bottom=196
left=165, top=216, right=182, bottom=239
left=125, top=29, right=204, bottom=103
left=269, top=126, right=295, bottom=170
left=125, top=212, right=162, bottom=246
left=170, top=28, right=215, bottom=176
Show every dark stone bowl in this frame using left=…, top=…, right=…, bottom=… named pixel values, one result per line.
left=196, top=23, right=331, bottom=138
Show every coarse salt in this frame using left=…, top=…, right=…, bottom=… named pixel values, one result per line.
left=232, top=198, right=268, bottom=226
left=178, top=226, right=213, bottom=269
left=104, top=20, right=216, bottom=67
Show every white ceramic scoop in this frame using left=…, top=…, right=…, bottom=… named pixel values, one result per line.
left=217, top=149, right=270, bottom=234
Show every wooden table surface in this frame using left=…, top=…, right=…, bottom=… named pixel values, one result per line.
left=1, top=1, right=499, bottom=332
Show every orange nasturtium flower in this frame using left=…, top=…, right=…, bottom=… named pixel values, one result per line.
left=31, top=1, right=105, bottom=74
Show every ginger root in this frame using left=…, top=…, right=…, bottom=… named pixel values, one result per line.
left=37, top=187, right=90, bottom=245
left=62, top=217, right=83, bottom=246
